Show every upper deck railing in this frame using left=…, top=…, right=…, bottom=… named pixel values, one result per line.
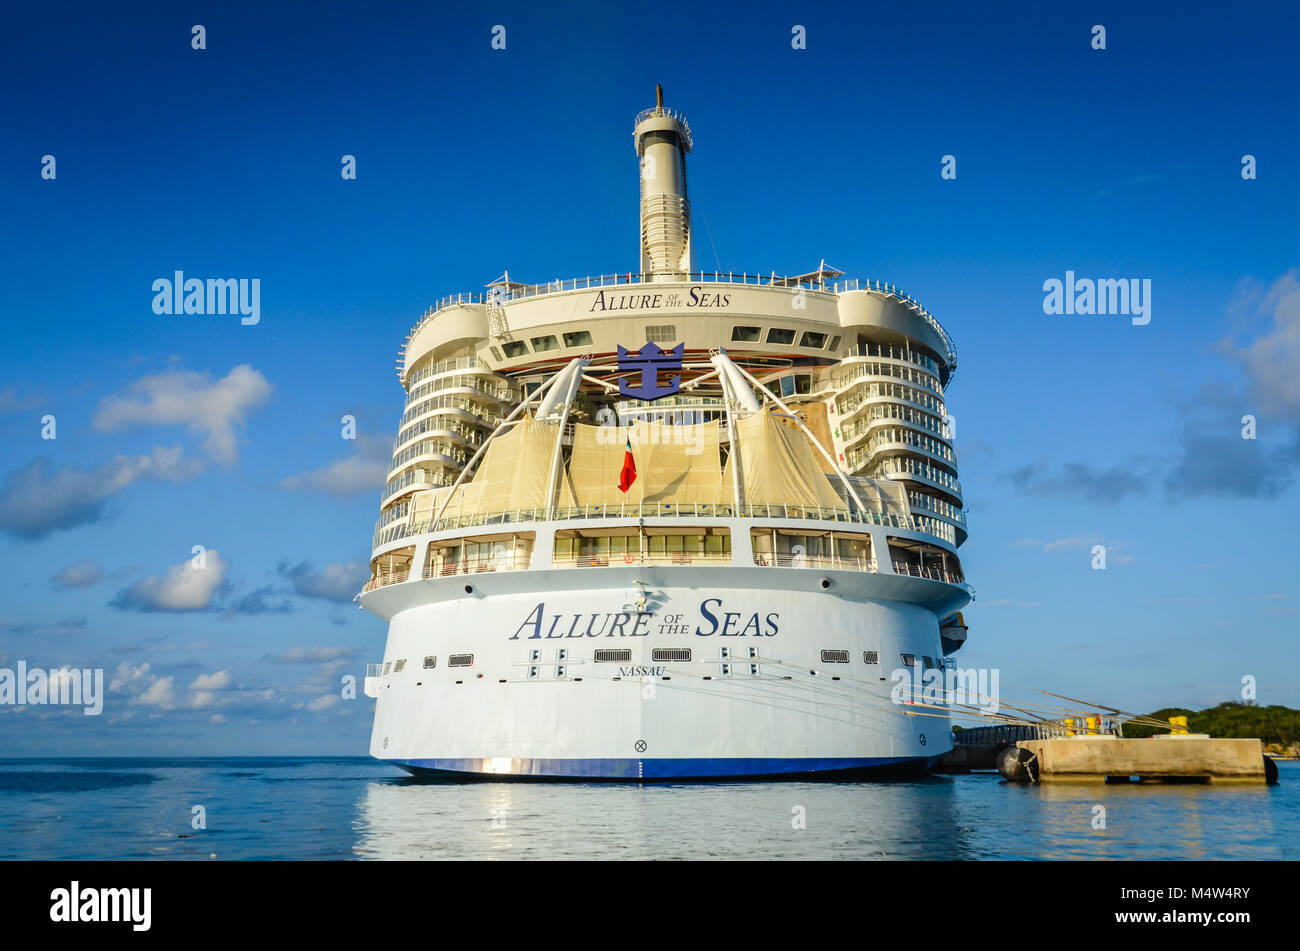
left=633, top=107, right=694, bottom=148
left=398, top=272, right=957, bottom=379
left=370, top=501, right=957, bottom=551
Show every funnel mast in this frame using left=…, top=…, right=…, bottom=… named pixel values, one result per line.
left=634, top=84, right=694, bottom=281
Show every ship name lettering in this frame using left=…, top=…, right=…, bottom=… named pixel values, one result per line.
left=588, top=288, right=731, bottom=312
left=509, top=604, right=652, bottom=640
left=693, top=598, right=777, bottom=637
left=618, top=666, right=666, bottom=677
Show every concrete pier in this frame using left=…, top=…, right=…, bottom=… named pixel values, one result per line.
left=1000, top=736, right=1272, bottom=784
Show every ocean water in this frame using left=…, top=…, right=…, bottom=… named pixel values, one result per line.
left=0, top=757, right=1295, bottom=860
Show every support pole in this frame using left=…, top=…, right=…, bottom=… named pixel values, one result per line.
left=728, top=361, right=871, bottom=516
left=716, top=360, right=745, bottom=512
left=545, top=359, right=590, bottom=519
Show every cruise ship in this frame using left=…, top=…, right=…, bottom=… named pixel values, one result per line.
left=359, top=87, right=973, bottom=780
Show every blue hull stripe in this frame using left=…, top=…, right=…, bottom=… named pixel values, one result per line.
left=388, top=755, right=938, bottom=781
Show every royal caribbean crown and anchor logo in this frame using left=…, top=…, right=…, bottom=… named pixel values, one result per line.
left=617, top=341, right=684, bottom=401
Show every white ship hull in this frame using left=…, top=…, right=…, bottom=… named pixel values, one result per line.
left=363, top=563, right=968, bottom=780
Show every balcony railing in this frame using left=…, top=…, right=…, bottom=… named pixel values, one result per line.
left=424, top=553, right=532, bottom=577
left=551, top=552, right=733, bottom=569
left=359, top=550, right=965, bottom=594
left=362, top=569, right=410, bottom=592
left=371, top=502, right=940, bottom=552
left=753, top=554, right=878, bottom=572
left=891, top=561, right=964, bottom=584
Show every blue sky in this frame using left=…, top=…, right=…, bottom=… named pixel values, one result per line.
left=1, top=1, right=1296, bottom=754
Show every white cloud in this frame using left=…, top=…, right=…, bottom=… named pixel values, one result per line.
left=280, top=561, right=367, bottom=603
left=281, top=454, right=387, bottom=495
left=1221, top=270, right=1300, bottom=416
left=281, top=435, right=389, bottom=496
left=51, top=560, right=105, bottom=589
left=111, top=551, right=229, bottom=612
left=0, top=387, right=42, bottom=414
left=189, top=670, right=233, bottom=691
left=0, top=446, right=199, bottom=540
left=1016, top=534, right=1133, bottom=564
left=265, top=645, right=358, bottom=663
left=133, top=676, right=178, bottom=708
left=306, top=694, right=341, bottom=712
left=110, top=661, right=152, bottom=692
left=93, top=364, right=272, bottom=463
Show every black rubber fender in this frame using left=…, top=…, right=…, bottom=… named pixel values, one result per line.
left=997, top=745, right=1039, bottom=782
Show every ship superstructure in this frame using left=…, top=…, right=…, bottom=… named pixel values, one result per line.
left=360, top=88, right=971, bottom=780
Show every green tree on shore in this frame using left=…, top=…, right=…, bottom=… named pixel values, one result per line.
left=1123, top=701, right=1298, bottom=753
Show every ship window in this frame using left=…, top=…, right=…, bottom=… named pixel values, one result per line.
left=392, top=658, right=406, bottom=672
left=829, top=335, right=841, bottom=352
left=528, top=666, right=539, bottom=678
left=422, top=655, right=437, bottom=669
left=502, top=341, right=528, bottom=358
left=900, top=653, right=917, bottom=667
left=720, top=663, right=731, bottom=676
left=794, top=374, right=811, bottom=394
left=748, top=647, right=759, bottom=659
left=863, top=650, right=879, bottom=664
left=800, top=331, right=827, bottom=349
left=749, top=664, right=760, bottom=676
left=645, top=324, right=677, bottom=344
left=820, top=650, right=850, bottom=664
left=780, top=376, right=795, bottom=397
left=531, top=335, right=559, bottom=352
left=448, top=653, right=474, bottom=667
left=594, top=649, right=632, bottom=663
left=490, top=346, right=503, bottom=361
left=652, top=648, right=692, bottom=662
left=557, top=649, right=568, bottom=661
left=766, top=327, right=796, bottom=345
left=563, top=330, right=593, bottom=348
left=923, top=656, right=939, bottom=670
left=555, top=665, right=566, bottom=678
left=731, top=326, right=761, bottom=342
left=529, top=649, right=541, bottom=662
left=383, top=662, right=391, bottom=675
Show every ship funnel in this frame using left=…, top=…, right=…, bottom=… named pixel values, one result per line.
left=634, top=86, right=693, bottom=280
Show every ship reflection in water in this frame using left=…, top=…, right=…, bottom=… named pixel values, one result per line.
left=349, top=764, right=1295, bottom=861
left=0, top=758, right=1292, bottom=860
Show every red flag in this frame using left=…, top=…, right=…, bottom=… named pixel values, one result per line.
left=618, top=436, right=637, bottom=493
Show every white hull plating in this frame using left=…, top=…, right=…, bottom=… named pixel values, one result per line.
left=363, top=565, right=968, bottom=780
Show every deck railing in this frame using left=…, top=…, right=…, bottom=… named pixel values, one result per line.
left=372, top=502, right=922, bottom=548
left=753, top=554, right=878, bottom=572
left=891, top=561, right=964, bottom=584
left=399, top=272, right=957, bottom=373
left=551, top=552, right=734, bottom=570
left=358, top=548, right=968, bottom=594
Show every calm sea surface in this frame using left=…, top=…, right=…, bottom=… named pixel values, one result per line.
left=0, top=757, right=1294, bottom=860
